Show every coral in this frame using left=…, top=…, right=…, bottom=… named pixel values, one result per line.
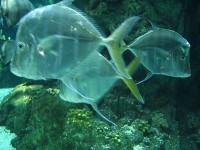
left=186, top=112, right=200, bottom=129
left=0, top=81, right=174, bottom=150
left=0, top=82, right=78, bottom=149
left=135, top=119, right=151, bottom=134
left=194, top=129, right=200, bottom=147
left=46, top=87, right=59, bottom=96
left=66, top=108, right=93, bottom=127
left=151, top=112, right=169, bottom=129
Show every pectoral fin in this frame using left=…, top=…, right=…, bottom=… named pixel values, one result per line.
left=37, top=34, right=77, bottom=56
left=137, top=70, right=153, bottom=85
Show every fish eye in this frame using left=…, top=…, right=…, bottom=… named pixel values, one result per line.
left=18, top=42, right=25, bottom=49
left=182, top=45, right=188, bottom=49
left=180, top=55, right=185, bottom=60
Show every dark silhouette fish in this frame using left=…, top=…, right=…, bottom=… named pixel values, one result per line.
left=0, top=0, right=34, bottom=27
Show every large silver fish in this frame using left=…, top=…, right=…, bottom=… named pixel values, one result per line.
left=0, top=0, right=34, bottom=26
left=127, top=29, right=191, bottom=79
left=10, top=0, right=144, bottom=103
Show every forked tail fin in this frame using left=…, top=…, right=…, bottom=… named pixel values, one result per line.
left=104, top=16, right=144, bottom=103
left=109, top=16, right=141, bottom=42
left=104, top=16, right=141, bottom=79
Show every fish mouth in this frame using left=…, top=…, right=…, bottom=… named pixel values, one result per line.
left=180, top=67, right=191, bottom=78
left=182, top=73, right=191, bottom=78
left=183, top=62, right=191, bottom=78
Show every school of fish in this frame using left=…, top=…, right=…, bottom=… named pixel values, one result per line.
left=0, top=0, right=191, bottom=125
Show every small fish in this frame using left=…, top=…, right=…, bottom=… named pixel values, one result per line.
left=0, top=0, right=34, bottom=27
left=0, top=40, right=15, bottom=64
left=127, top=29, right=191, bottom=79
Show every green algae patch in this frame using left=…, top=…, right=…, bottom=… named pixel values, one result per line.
left=4, top=83, right=43, bottom=106
left=66, top=108, right=93, bottom=127
left=0, top=81, right=78, bottom=149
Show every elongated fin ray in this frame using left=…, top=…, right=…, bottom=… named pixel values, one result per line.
left=91, top=103, right=116, bottom=126
left=59, top=82, right=117, bottom=126
left=122, top=77, right=144, bottom=104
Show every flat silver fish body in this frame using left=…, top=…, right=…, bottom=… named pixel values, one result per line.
left=129, top=29, right=191, bottom=78
left=11, top=2, right=103, bottom=80
left=0, top=0, right=34, bottom=26
left=9, top=1, right=145, bottom=124
left=60, top=51, right=118, bottom=102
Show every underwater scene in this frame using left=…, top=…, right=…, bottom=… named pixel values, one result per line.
left=0, top=0, right=199, bottom=149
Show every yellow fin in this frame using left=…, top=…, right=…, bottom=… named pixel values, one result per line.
left=109, top=16, right=141, bottom=42
left=122, top=77, right=144, bottom=104
left=104, top=16, right=141, bottom=79
left=108, top=42, right=131, bottom=79
left=127, top=57, right=141, bottom=75
left=103, top=16, right=144, bottom=103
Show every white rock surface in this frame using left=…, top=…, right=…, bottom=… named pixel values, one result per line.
left=0, top=88, right=16, bottom=150
left=0, top=126, right=16, bottom=150
left=0, top=88, right=13, bottom=103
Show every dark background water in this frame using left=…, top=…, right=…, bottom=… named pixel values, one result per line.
left=176, top=0, right=200, bottom=149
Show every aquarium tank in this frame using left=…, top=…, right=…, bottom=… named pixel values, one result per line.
left=0, top=0, right=199, bottom=149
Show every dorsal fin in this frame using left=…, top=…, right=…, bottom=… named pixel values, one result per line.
left=60, top=0, right=106, bottom=37
left=62, top=0, right=75, bottom=5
